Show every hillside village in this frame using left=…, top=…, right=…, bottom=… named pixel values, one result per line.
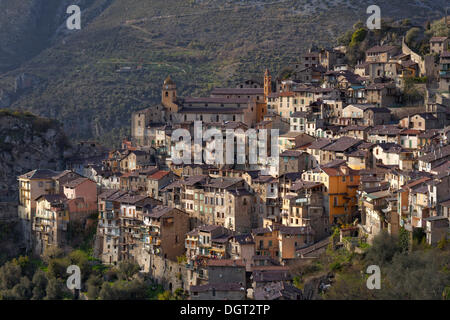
left=10, top=26, right=450, bottom=300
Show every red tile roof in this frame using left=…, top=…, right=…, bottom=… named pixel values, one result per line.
left=207, top=259, right=245, bottom=267
left=400, top=129, right=421, bottom=135
left=148, top=170, right=170, bottom=180
left=279, top=91, right=295, bottom=97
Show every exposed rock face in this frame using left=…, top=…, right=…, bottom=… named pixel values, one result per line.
left=0, top=111, right=70, bottom=201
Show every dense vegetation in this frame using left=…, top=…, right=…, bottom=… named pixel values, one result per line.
left=0, top=211, right=187, bottom=300
left=0, top=0, right=447, bottom=147
left=0, top=246, right=187, bottom=300
left=0, top=109, right=61, bottom=134
left=338, top=17, right=450, bottom=65
left=291, top=231, right=450, bottom=300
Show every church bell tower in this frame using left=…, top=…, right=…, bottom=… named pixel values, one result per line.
left=264, top=69, right=272, bottom=103
left=162, top=75, right=178, bottom=112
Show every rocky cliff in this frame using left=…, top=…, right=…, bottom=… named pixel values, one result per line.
left=0, top=110, right=70, bottom=202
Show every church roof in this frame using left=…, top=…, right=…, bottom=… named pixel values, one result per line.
left=164, top=75, right=175, bottom=86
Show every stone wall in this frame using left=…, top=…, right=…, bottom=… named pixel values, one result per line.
left=137, top=248, right=189, bottom=292
left=402, top=38, right=437, bottom=79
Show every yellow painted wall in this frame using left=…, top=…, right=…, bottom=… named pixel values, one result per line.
left=322, top=172, right=360, bottom=224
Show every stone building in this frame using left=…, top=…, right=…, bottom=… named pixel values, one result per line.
left=141, top=205, right=190, bottom=261
left=424, top=216, right=449, bottom=246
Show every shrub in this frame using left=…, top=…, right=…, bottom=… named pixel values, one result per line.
left=330, top=261, right=342, bottom=271
left=99, top=279, right=148, bottom=300
left=116, top=261, right=141, bottom=281
left=350, top=28, right=367, bottom=47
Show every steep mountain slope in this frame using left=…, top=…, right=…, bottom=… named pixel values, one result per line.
left=0, top=0, right=447, bottom=146
left=0, top=110, right=70, bottom=202
left=0, top=0, right=115, bottom=72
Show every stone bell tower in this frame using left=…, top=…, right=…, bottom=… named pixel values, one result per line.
left=264, top=69, right=272, bottom=103
left=162, top=75, right=178, bottom=112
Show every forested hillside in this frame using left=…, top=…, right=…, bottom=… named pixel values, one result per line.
left=0, top=0, right=447, bottom=146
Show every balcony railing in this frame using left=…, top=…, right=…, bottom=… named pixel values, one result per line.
left=106, top=212, right=117, bottom=220
left=185, top=262, right=194, bottom=270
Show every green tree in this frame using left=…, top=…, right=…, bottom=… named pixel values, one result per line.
left=69, top=250, right=91, bottom=282
left=10, top=276, right=33, bottom=300
left=31, top=270, right=48, bottom=300
left=99, top=279, right=148, bottom=300
left=427, top=17, right=450, bottom=38
left=337, top=30, right=353, bottom=46
left=45, top=277, right=69, bottom=300
left=12, top=256, right=35, bottom=278
left=398, top=227, right=410, bottom=252
left=377, top=249, right=450, bottom=299
left=405, top=27, right=421, bottom=49
left=350, top=28, right=367, bottom=47
left=86, top=274, right=103, bottom=300
left=324, top=269, right=375, bottom=300
left=42, top=246, right=64, bottom=264
left=0, top=261, right=21, bottom=291
left=47, top=257, right=70, bottom=279
left=157, top=290, right=175, bottom=300
left=353, top=21, right=364, bottom=30
left=117, top=261, right=141, bottom=281
left=364, top=231, right=401, bottom=267
left=174, top=288, right=188, bottom=300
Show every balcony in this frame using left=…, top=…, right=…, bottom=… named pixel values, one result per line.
left=182, top=194, right=194, bottom=201
left=364, top=202, right=386, bottom=212
left=142, top=229, right=159, bottom=237
left=197, top=243, right=211, bottom=250
left=440, top=70, right=450, bottom=78
left=104, top=228, right=120, bottom=237
left=267, top=199, right=281, bottom=206
left=185, top=262, right=194, bottom=270
left=106, top=212, right=117, bottom=220
left=132, top=232, right=141, bottom=239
